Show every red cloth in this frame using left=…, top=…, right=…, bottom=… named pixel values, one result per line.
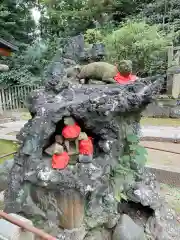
left=62, top=123, right=81, bottom=139
left=114, top=72, right=137, bottom=84
left=79, top=137, right=93, bottom=155
left=52, top=152, right=70, bottom=169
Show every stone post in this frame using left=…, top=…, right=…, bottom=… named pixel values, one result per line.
left=172, top=73, right=180, bottom=98
left=167, top=66, right=180, bottom=98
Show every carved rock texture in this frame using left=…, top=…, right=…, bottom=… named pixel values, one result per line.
left=3, top=34, right=180, bottom=240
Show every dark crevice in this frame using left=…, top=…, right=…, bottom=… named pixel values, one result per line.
left=118, top=200, right=154, bottom=218
left=43, top=116, right=101, bottom=157
left=30, top=111, right=36, bottom=119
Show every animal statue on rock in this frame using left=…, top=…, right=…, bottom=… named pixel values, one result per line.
left=2, top=35, right=179, bottom=240
left=66, top=59, right=138, bottom=85
left=77, top=61, right=118, bottom=84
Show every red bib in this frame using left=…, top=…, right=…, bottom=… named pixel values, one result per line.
left=52, top=152, right=70, bottom=169
left=62, top=123, right=81, bottom=139
left=79, top=137, right=93, bottom=155
left=114, top=72, right=137, bottom=84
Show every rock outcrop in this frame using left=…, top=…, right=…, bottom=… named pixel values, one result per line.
left=4, top=35, right=180, bottom=240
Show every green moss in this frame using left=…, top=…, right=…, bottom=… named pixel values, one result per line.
left=21, top=112, right=31, bottom=120
left=141, top=117, right=180, bottom=127
left=0, top=139, right=19, bottom=163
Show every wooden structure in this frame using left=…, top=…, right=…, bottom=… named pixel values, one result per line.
left=0, top=85, right=43, bottom=113
left=0, top=38, right=19, bottom=114
left=0, top=38, right=18, bottom=72
left=0, top=38, right=18, bottom=56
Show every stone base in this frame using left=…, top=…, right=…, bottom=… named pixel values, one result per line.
left=56, top=214, right=146, bottom=240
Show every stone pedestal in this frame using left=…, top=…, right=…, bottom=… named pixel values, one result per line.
left=172, top=73, right=180, bottom=98
left=4, top=34, right=180, bottom=239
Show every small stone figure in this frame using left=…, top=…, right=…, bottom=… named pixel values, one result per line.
left=45, top=142, right=64, bottom=156
left=114, top=60, right=138, bottom=84
left=62, top=117, right=81, bottom=155
left=66, top=65, right=82, bottom=78
left=52, top=146, right=70, bottom=169
left=55, top=135, right=63, bottom=144
left=78, top=132, right=93, bottom=163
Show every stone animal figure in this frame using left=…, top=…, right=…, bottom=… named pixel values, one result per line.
left=77, top=61, right=118, bottom=84
left=66, top=65, right=82, bottom=78
left=118, top=60, right=132, bottom=76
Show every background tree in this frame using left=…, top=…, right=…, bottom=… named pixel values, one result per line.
left=0, top=0, right=36, bottom=45
left=0, top=0, right=37, bottom=85
left=38, top=0, right=154, bottom=39
left=104, top=21, right=172, bottom=76
left=0, top=0, right=177, bottom=85
left=138, top=0, right=180, bottom=45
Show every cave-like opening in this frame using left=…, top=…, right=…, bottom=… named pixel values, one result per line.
left=43, top=115, right=101, bottom=166
left=118, top=200, right=154, bottom=226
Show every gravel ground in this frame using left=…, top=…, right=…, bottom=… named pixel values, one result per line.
left=160, top=184, right=180, bottom=215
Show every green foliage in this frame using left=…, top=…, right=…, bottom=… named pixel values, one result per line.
left=39, top=0, right=92, bottom=38
left=26, top=0, right=170, bottom=85
left=0, top=0, right=175, bottom=85
left=0, top=40, right=49, bottom=86
left=138, top=0, right=180, bottom=45
left=0, top=0, right=38, bottom=86
left=38, top=0, right=151, bottom=39
left=104, top=21, right=172, bottom=76
left=0, top=140, right=18, bottom=163
left=110, top=132, right=148, bottom=203
left=126, top=134, right=148, bottom=166
left=0, top=0, right=36, bottom=44
left=0, top=34, right=60, bottom=85
left=110, top=0, right=154, bottom=25
left=84, top=29, right=103, bottom=44
left=0, top=60, right=36, bottom=86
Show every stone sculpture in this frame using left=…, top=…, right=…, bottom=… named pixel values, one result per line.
left=3, top=35, right=180, bottom=240
left=44, top=116, right=94, bottom=166
left=45, top=143, right=64, bottom=156
left=77, top=61, right=118, bottom=84
left=118, top=60, right=133, bottom=76
left=66, top=65, right=82, bottom=79
left=78, top=132, right=93, bottom=163
left=62, top=116, right=81, bottom=155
